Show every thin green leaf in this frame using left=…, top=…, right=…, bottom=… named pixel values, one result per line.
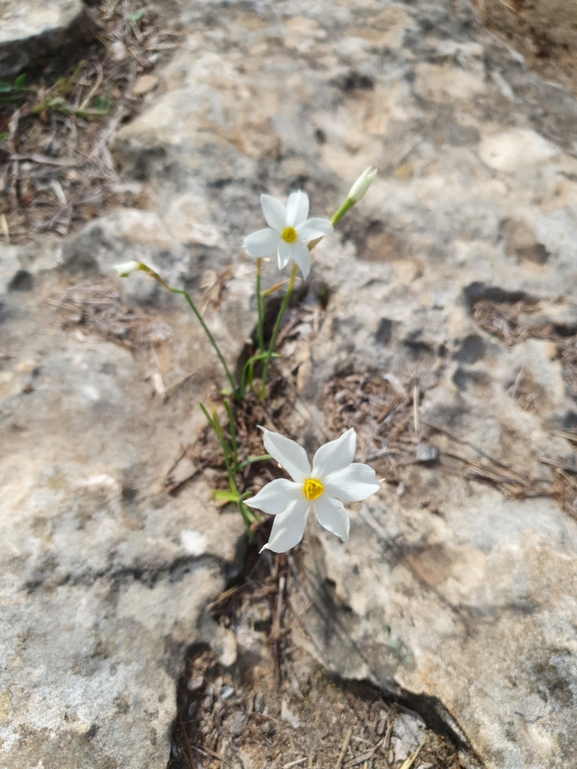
left=239, top=352, right=280, bottom=399
left=212, top=490, right=240, bottom=502
left=238, top=454, right=272, bottom=470
left=246, top=351, right=280, bottom=365
left=200, top=404, right=238, bottom=495
left=199, top=403, right=216, bottom=430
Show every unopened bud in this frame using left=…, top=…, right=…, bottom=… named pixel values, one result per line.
left=113, top=261, right=143, bottom=277
left=347, top=167, right=377, bottom=203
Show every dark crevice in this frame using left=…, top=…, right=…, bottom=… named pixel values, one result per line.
left=463, top=282, right=537, bottom=314
left=23, top=544, right=247, bottom=595
left=301, top=542, right=485, bottom=768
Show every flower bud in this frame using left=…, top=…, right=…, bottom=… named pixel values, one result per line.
left=347, top=167, right=377, bottom=203
left=113, top=261, right=143, bottom=277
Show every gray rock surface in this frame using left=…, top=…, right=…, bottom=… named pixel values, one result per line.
left=0, top=237, right=247, bottom=767
left=0, top=0, right=95, bottom=77
left=2, top=0, right=577, bottom=768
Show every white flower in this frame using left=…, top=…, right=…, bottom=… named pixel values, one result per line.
left=347, top=167, right=377, bottom=204
left=246, top=427, right=380, bottom=553
left=242, top=191, right=333, bottom=279
left=113, top=261, right=143, bottom=277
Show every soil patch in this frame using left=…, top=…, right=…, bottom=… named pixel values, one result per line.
left=471, top=297, right=577, bottom=399
left=0, top=1, right=177, bottom=243
left=169, top=548, right=464, bottom=769
left=471, top=295, right=577, bottom=518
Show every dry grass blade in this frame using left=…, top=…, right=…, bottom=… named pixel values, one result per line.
left=7, top=153, right=83, bottom=167
left=400, top=737, right=426, bottom=769
left=554, top=430, right=577, bottom=444
left=349, top=749, right=375, bottom=766
left=55, top=281, right=173, bottom=351
left=324, top=372, right=418, bottom=477
left=0, top=212, right=9, bottom=243
left=190, top=744, right=237, bottom=768
left=539, top=456, right=577, bottom=474
left=335, top=727, right=353, bottom=769
left=471, top=298, right=577, bottom=399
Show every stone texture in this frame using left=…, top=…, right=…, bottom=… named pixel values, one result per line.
left=0, top=236, right=247, bottom=768
left=0, top=0, right=95, bottom=77
left=2, top=0, right=577, bottom=768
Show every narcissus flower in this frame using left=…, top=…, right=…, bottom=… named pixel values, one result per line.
left=246, top=427, right=380, bottom=553
left=243, top=191, right=333, bottom=279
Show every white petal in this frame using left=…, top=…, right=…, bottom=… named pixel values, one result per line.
left=245, top=478, right=302, bottom=515
left=260, top=195, right=287, bottom=232
left=312, top=428, right=356, bottom=479
left=244, top=228, right=281, bottom=258
left=286, top=190, right=310, bottom=227
left=113, top=261, right=141, bottom=276
left=323, top=463, right=380, bottom=502
left=295, top=217, right=334, bottom=240
left=261, top=498, right=310, bottom=553
left=261, top=428, right=310, bottom=482
left=314, top=495, right=350, bottom=541
left=278, top=240, right=292, bottom=270
left=290, top=240, right=311, bottom=279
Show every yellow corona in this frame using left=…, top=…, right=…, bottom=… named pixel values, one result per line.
left=303, top=478, right=324, bottom=501
left=281, top=226, right=298, bottom=243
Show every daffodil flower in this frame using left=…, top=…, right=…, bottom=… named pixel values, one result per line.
left=246, top=427, right=380, bottom=553
left=243, top=191, right=333, bottom=279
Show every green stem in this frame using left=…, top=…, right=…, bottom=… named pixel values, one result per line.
left=256, top=257, right=264, bottom=354
left=200, top=404, right=238, bottom=495
left=260, top=263, right=298, bottom=399
left=330, top=197, right=354, bottom=226
left=172, top=288, right=237, bottom=400
left=239, top=501, right=257, bottom=538
left=259, top=220, right=337, bottom=398
left=223, top=399, right=238, bottom=472
left=141, top=267, right=237, bottom=399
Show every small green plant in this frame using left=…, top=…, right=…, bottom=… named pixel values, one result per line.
left=115, top=168, right=378, bottom=540
left=0, top=74, right=31, bottom=103
left=32, top=93, right=111, bottom=117
left=200, top=404, right=272, bottom=537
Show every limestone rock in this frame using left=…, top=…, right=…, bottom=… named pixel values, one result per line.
left=0, top=243, right=246, bottom=768
left=0, top=0, right=96, bottom=77
left=3, top=0, right=577, bottom=768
